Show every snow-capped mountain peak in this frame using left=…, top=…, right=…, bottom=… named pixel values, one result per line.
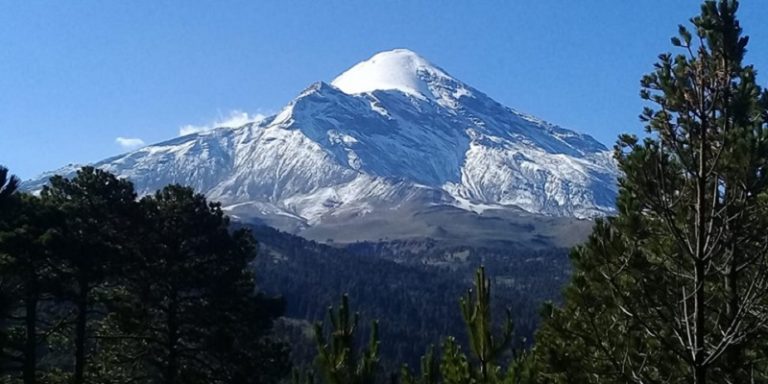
left=331, top=49, right=467, bottom=103
left=24, top=48, right=619, bottom=236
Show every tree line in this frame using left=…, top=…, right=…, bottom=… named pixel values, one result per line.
left=0, top=167, right=289, bottom=384
left=3, top=1, right=768, bottom=383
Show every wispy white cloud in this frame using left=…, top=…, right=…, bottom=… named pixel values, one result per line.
left=179, top=110, right=268, bottom=136
left=115, top=137, right=146, bottom=150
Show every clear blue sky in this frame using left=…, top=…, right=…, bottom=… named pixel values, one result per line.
left=2, top=1, right=768, bottom=179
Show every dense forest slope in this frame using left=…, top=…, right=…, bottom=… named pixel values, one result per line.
left=246, top=224, right=572, bottom=368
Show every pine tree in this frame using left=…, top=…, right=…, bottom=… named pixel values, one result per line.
left=400, top=347, right=439, bottom=384
left=535, top=1, right=768, bottom=383
left=0, top=169, right=290, bottom=383
left=459, top=267, right=513, bottom=382
left=105, top=184, right=289, bottom=384
left=40, top=167, right=139, bottom=384
left=0, top=195, right=69, bottom=384
left=401, top=267, right=535, bottom=384
left=312, top=294, right=381, bottom=384
left=0, top=165, right=18, bottom=371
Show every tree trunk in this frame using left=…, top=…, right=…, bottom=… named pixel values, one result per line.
left=693, top=104, right=708, bottom=384
left=694, top=364, right=707, bottom=384
left=725, top=253, right=742, bottom=380
left=693, top=260, right=706, bottom=384
left=23, top=282, right=37, bottom=384
left=73, top=277, right=88, bottom=384
left=164, top=293, right=179, bottom=384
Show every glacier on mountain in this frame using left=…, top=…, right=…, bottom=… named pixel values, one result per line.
left=23, top=49, right=618, bottom=228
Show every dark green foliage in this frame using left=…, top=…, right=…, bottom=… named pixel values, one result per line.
left=400, top=347, right=439, bottom=384
left=292, top=369, right=316, bottom=384
left=106, top=185, right=290, bottom=384
left=312, top=295, right=381, bottom=384
left=0, top=195, right=65, bottom=384
left=297, top=266, right=536, bottom=384
left=0, top=168, right=290, bottom=384
left=400, top=267, right=536, bottom=384
left=40, top=166, right=139, bottom=384
left=536, top=1, right=768, bottom=383
left=459, top=267, right=513, bottom=381
left=0, top=166, right=19, bottom=214
left=249, top=225, right=569, bottom=370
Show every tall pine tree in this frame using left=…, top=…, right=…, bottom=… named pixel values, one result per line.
left=0, top=195, right=67, bottom=384
left=0, top=165, right=19, bottom=372
left=106, top=185, right=289, bottom=384
left=40, top=167, right=139, bottom=384
left=535, top=1, right=768, bottom=383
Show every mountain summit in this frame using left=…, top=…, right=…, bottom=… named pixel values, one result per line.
left=24, top=49, right=618, bottom=241
left=331, top=49, right=455, bottom=100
